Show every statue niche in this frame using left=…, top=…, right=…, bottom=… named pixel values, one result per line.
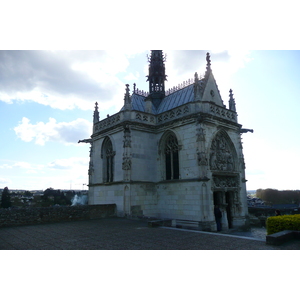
left=210, top=131, right=236, bottom=172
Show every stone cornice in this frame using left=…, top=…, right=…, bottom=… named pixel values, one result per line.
left=92, top=101, right=239, bottom=138
left=89, top=177, right=211, bottom=187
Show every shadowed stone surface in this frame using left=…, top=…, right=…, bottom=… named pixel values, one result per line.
left=1, top=217, right=299, bottom=250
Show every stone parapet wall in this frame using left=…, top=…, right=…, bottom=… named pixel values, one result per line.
left=248, top=207, right=299, bottom=217
left=0, top=204, right=116, bottom=228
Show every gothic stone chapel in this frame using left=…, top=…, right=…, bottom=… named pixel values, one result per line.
left=84, top=50, right=252, bottom=231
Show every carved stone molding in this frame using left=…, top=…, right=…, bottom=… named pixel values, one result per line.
left=213, top=176, right=239, bottom=188
left=122, top=156, right=131, bottom=170
left=123, top=125, right=131, bottom=148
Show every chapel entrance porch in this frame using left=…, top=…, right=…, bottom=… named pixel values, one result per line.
left=213, top=190, right=235, bottom=230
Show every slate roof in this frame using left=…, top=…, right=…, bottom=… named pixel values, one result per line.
left=157, top=84, right=194, bottom=114
left=122, top=83, right=196, bottom=115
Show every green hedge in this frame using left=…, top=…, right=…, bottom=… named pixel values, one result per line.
left=266, top=214, right=300, bottom=235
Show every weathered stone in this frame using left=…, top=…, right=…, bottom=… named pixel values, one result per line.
left=0, top=204, right=116, bottom=228
left=87, top=51, right=251, bottom=231
left=266, top=230, right=297, bottom=246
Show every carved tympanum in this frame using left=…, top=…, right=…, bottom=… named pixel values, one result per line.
left=210, top=132, right=236, bottom=171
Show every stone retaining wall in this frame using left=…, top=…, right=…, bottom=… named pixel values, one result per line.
left=248, top=207, right=299, bottom=217
left=0, top=204, right=117, bottom=228
left=266, top=230, right=300, bottom=246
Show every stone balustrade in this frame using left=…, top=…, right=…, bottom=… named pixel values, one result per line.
left=205, top=102, right=237, bottom=122
left=93, top=101, right=237, bottom=135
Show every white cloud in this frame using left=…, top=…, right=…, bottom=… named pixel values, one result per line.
left=13, top=162, right=32, bottom=169
left=48, top=157, right=89, bottom=170
left=0, top=161, right=36, bottom=169
left=0, top=160, right=45, bottom=186
left=0, top=164, right=12, bottom=169
left=124, top=72, right=140, bottom=81
left=0, top=156, right=89, bottom=190
left=14, top=117, right=92, bottom=145
left=0, top=178, right=11, bottom=185
left=164, top=50, right=252, bottom=96
left=26, top=169, right=39, bottom=174
left=47, top=157, right=89, bottom=190
left=0, top=50, right=131, bottom=111
left=0, top=157, right=89, bottom=190
left=0, top=50, right=252, bottom=112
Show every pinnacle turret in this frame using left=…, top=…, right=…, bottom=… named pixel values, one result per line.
left=205, top=52, right=212, bottom=78
left=124, top=84, right=131, bottom=110
left=146, top=50, right=167, bottom=96
left=93, top=102, right=99, bottom=123
left=229, top=89, right=236, bottom=112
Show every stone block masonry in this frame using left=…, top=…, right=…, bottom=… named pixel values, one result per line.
left=0, top=204, right=116, bottom=228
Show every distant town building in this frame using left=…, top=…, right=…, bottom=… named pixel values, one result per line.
left=82, top=51, right=252, bottom=231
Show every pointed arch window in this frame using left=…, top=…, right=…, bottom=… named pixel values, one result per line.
left=164, top=134, right=180, bottom=180
left=102, top=138, right=115, bottom=183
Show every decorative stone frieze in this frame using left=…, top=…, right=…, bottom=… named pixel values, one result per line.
left=209, top=103, right=237, bottom=122
left=213, top=176, right=239, bottom=188
left=94, top=113, right=121, bottom=133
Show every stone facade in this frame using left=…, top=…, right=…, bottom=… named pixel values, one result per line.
left=85, top=51, right=251, bottom=231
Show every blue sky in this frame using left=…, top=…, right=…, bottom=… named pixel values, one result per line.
left=0, top=50, right=299, bottom=191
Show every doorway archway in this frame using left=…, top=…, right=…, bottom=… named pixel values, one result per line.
left=225, top=191, right=234, bottom=229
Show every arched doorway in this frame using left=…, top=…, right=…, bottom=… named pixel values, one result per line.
left=213, top=191, right=222, bottom=206
left=225, top=191, right=234, bottom=229
left=210, top=130, right=239, bottom=229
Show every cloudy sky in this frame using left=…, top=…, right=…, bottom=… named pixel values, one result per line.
left=0, top=49, right=299, bottom=191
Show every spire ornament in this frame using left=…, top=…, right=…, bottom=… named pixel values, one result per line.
left=206, top=52, right=211, bottom=71
left=146, top=50, right=167, bottom=100
left=204, top=52, right=212, bottom=80
left=124, top=84, right=132, bottom=110
left=229, top=89, right=236, bottom=112
left=93, top=102, right=100, bottom=124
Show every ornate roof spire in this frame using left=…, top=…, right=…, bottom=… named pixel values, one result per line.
left=93, top=102, right=99, bottom=123
left=124, top=84, right=132, bottom=110
left=229, top=89, right=236, bottom=112
left=205, top=52, right=212, bottom=77
left=146, top=50, right=167, bottom=97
